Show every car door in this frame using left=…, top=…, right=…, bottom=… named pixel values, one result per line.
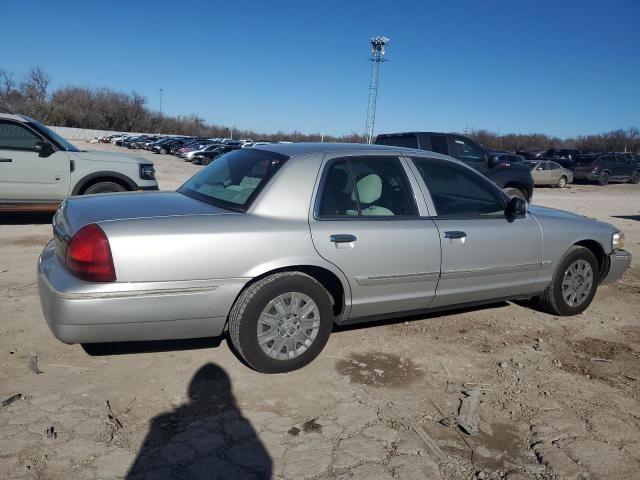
left=530, top=161, right=545, bottom=185
left=409, top=156, right=543, bottom=307
left=309, top=153, right=442, bottom=320
left=0, top=120, right=70, bottom=202
left=548, top=161, right=562, bottom=184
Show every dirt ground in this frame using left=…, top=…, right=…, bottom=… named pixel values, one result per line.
left=1, top=142, right=639, bottom=480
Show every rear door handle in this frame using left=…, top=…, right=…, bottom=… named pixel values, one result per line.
left=330, top=234, right=357, bottom=243
left=0, top=157, right=12, bottom=162
left=444, top=231, right=467, bottom=239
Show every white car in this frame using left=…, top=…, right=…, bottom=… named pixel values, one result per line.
left=0, top=113, right=158, bottom=211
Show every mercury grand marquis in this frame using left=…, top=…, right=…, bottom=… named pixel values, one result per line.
left=38, top=143, right=631, bottom=373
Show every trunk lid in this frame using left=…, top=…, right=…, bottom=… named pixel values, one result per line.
left=52, top=191, right=237, bottom=260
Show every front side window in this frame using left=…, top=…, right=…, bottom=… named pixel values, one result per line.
left=412, top=158, right=505, bottom=217
left=179, top=149, right=287, bottom=211
left=317, top=157, right=417, bottom=217
left=0, top=121, right=40, bottom=150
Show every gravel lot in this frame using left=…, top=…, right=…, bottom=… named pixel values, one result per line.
left=1, top=142, right=639, bottom=480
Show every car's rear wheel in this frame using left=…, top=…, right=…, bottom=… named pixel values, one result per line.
left=630, top=171, right=640, bottom=184
left=159, top=147, right=167, bottom=155
left=597, top=171, right=610, bottom=185
left=557, top=176, right=567, bottom=188
left=229, top=272, right=333, bottom=373
left=84, top=181, right=127, bottom=195
left=536, top=246, right=599, bottom=316
left=504, top=187, right=526, bottom=199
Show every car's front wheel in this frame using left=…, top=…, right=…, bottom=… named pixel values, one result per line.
left=557, top=176, right=567, bottom=188
left=229, top=272, right=334, bottom=373
left=159, top=147, right=167, bottom=155
left=630, top=171, right=640, bottom=184
left=536, top=246, right=599, bottom=316
left=84, top=181, right=127, bottom=195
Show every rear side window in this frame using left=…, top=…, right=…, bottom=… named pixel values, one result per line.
left=180, top=149, right=288, bottom=212
left=375, top=134, right=418, bottom=149
left=451, top=137, right=485, bottom=165
left=0, top=121, right=40, bottom=150
left=318, top=157, right=417, bottom=217
left=412, top=158, right=505, bottom=217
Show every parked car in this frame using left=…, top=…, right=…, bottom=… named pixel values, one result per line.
left=544, top=148, right=585, bottom=169
left=0, top=113, right=158, bottom=211
left=193, top=145, right=239, bottom=165
left=524, top=160, right=573, bottom=188
left=38, top=143, right=630, bottom=373
left=183, top=143, right=229, bottom=161
left=152, top=139, right=187, bottom=154
left=572, top=153, right=640, bottom=185
left=375, top=132, right=534, bottom=201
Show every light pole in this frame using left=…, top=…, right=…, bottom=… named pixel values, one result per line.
left=365, top=36, right=390, bottom=144
left=159, top=88, right=163, bottom=116
left=229, top=127, right=233, bottom=140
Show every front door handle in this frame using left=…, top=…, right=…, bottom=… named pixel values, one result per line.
left=0, top=157, right=12, bottom=163
left=444, top=231, right=467, bottom=239
left=330, top=234, right=357, bottom=243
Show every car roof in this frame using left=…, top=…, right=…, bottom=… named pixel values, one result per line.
left=0, top=112, right=31, bottom=122
left=251, top=142, right=451, bottom=159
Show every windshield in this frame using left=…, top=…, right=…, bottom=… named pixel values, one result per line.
left=28, top=120, right=80, bottom=152
left=179, top=149, right=288, bottom=211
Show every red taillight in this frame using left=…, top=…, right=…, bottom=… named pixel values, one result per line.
left=65, top=224, right=116, bottom=282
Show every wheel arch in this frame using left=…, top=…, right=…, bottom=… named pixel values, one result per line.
left=230, top=264, right=350, bottom=323
left=503, top=181, right=531, bottom=199
left=72, top=171, right=137, bottom=195
left=573, top=239, right=608, bottom=282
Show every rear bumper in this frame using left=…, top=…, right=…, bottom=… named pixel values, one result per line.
left=601, top=249, right=632, bottom=285
left=38, top=241, right=247, bottom=344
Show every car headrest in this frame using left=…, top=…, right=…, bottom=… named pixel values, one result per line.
left=352, top=173, right=382, bottom=204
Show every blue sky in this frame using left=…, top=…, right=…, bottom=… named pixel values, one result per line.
left=1, top=0, right=638, bottom=138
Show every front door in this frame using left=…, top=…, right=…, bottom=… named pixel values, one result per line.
left=409, top=156, right=543, bottom=307
left=0, top=120, right=70, bottom=202
left=309, top=154, right=442, bottom=320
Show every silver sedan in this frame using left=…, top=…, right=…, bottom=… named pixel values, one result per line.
left=38, top=144, right=630, bottom=373
left=525, top=160, right=574, bottom=188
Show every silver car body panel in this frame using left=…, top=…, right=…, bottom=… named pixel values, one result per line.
left=37, top=143, right=629, bottom=345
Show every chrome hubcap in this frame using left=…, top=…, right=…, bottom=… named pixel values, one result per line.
left=257, top=292, right=320, bottom=360
left=562, top=260, right=593, bottom=307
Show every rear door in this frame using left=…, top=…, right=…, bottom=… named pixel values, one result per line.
left=0, top=120, right=70, bottom=202
left=409, top=156, right=543, bottom=307
left=309, top=153, right=442, bottom=320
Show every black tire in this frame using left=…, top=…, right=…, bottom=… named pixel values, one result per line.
left=535, top=246, right=599, bottom=316
left=83, top=181, right=127, bottom=195
left=557, top=176, right=567, bottom=188
left=229, top=272, right=334, bottom=373
left=597, top=171, right=610, bottom=186
left=159, top=147, right=167, bottom=155
left=504, top=187, right=526, bottom=199
left=630, top=171, right=640, bottom=184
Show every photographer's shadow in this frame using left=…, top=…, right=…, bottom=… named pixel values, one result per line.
left=127, top=363, right=272, bottom=480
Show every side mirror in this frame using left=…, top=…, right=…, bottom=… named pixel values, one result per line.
left=506, top=196, right=528, bottom=218
left=35, top=141, right=54, bottom=157
left=536, top=166, right=543, bottom=171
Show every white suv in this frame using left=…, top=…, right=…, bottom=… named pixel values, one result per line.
left=0, top=113, right=158, bottom=211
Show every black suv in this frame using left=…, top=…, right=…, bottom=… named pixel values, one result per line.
left=375, top=132, right=534, bottom=201
left=572, top=153, right=640, bottom=185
